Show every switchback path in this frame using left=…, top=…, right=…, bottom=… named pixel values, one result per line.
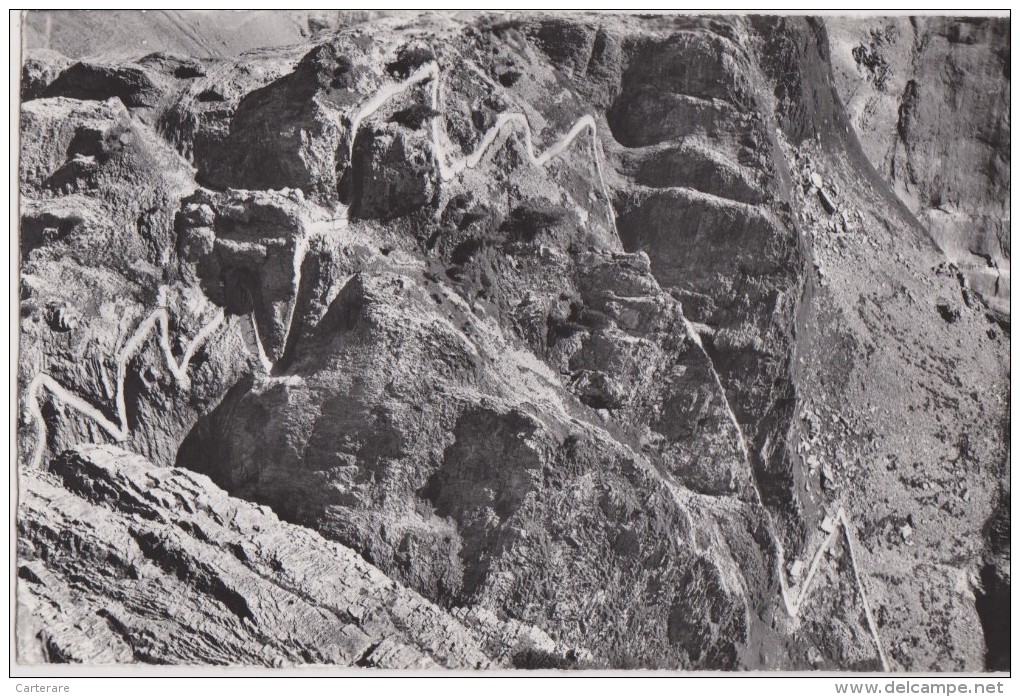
left=22, top=60, right=888, bottom=670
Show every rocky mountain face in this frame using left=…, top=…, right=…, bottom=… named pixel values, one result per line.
left=17, top=12, right=1010, bottom=671
left=826, top=17, right=1011, bottom=316
left=19, top=445, right=557, bottom=667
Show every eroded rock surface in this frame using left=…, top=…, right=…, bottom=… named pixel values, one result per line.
left=17, top=12, right=1009, bottom=671
left=827, top=17, right=1010, bottom=315
left=18, top=445, right=558, bottom=667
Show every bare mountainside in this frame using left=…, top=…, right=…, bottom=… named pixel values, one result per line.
left=16, top=11, right=1010, bottom=671
left=827, top=17, right=1010, bottom=316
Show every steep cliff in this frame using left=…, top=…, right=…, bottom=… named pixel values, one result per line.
left=827, top=16, right=1010, bottom=315
left=17, top=12, right=1010, bottom=671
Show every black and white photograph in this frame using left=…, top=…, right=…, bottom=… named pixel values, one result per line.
left=10, top=8, right=1012, bottom=683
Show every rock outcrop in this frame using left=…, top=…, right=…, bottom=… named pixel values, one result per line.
left=826, top=16, right=1010, bottom=315
left=17, top=444, right=563, bottom=667
left=17, top=11, right=1010, bottom=671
